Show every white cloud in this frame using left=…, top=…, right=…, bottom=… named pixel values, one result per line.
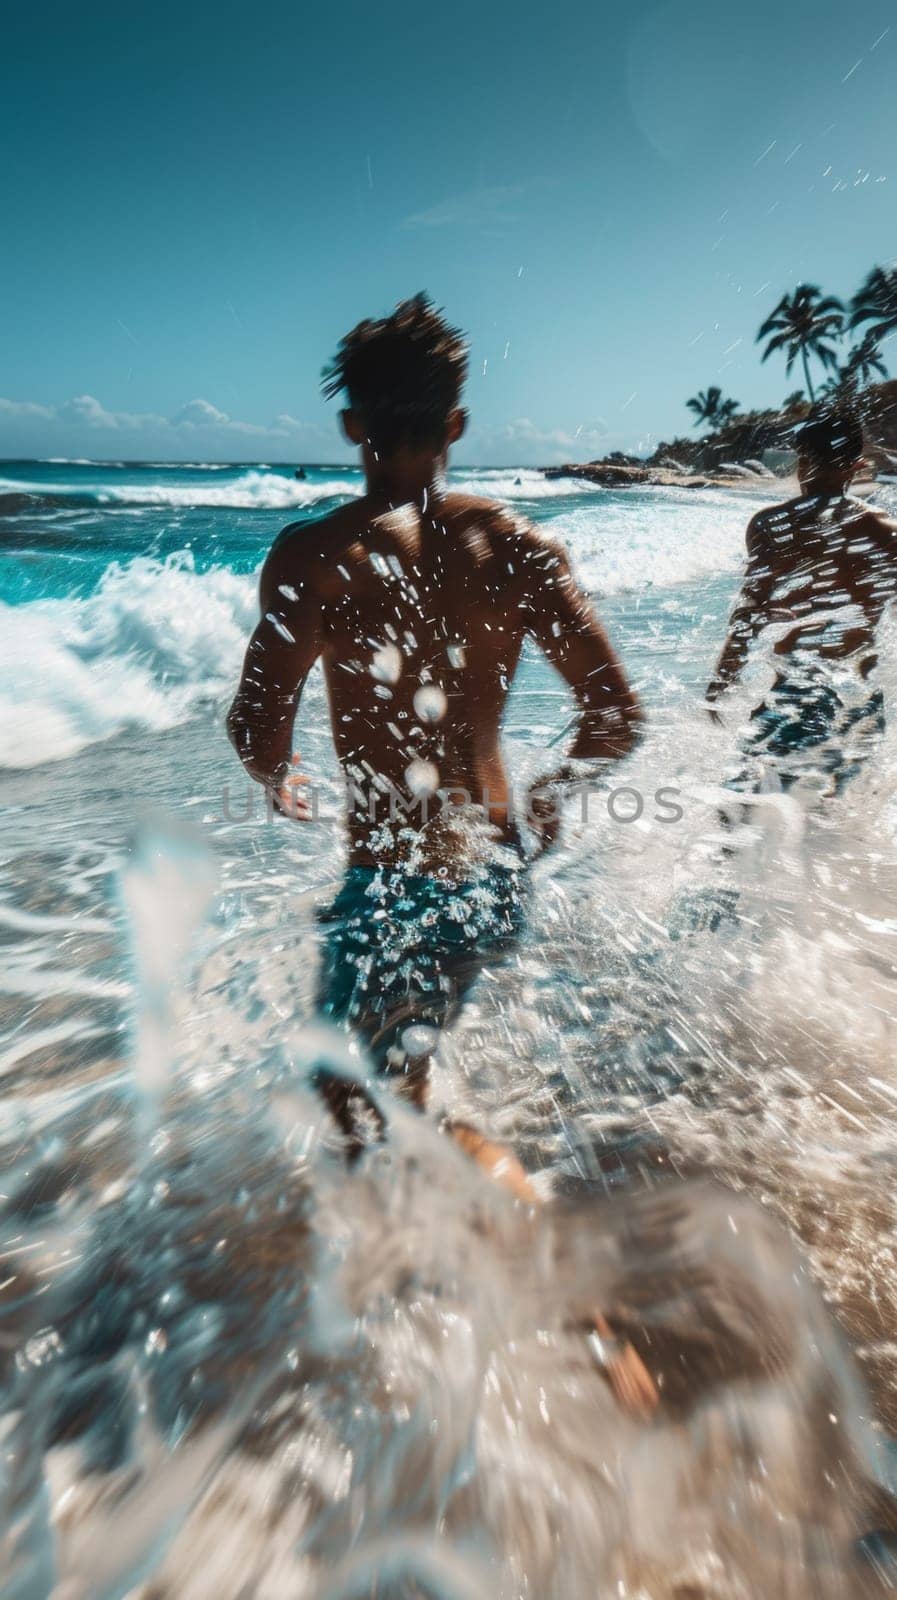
left=0, top=389, right=627, bottom=466
left=0, top=397, right=55, bottom=420
left=173, top=397, right=230, bottom=428
left=172, top=397, right=279, bottom=437
left=60, top=393, right=117, bottom=427
left=60, top=394, right=124, bottom=429
left=0, top=391, right=345, bottom=461
left=465, top=416, right=628, bottom=465
left=59, top=394, right=168, bottom=431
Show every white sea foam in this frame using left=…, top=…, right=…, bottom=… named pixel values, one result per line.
left=0, top=469, right=362, bottom=511
left=96, top=470, right=362, bottom=510
left=0, top=555, right=257, bottom=768
left=0, top=484, right=775, bottom=769
left=449, top=467, right=595, bottom=500
left=544, top=483, right=772, bottom=594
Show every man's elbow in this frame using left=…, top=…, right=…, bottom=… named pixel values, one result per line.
left=226, top=694, right=250, bottom=764
left=226, top=696, right=240, bottom=750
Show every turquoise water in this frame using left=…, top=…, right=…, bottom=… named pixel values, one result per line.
left=3, top=460, right=897, bottom=1596
left=0, top=458, right=754, bottom=768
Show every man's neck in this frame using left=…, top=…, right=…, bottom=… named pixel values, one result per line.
left=363, top=449, right=447, bottom=509
left=798, top=475, right=851, bottom=501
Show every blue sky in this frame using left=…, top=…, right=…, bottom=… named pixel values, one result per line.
left=1, top=0, right=894, bottom=464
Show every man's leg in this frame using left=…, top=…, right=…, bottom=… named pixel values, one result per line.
left=828, top=687, right=886, bottom=796
left=314, top=867, right=657, bottom=1416
left=313, top=867, right=393, bottom=1154
left=446, top=1126, right=657, bottom=1416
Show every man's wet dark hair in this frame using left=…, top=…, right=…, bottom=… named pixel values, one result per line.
left=795, top=408, right=864, bottom=472
left=322, top=293, right=469, bottom=456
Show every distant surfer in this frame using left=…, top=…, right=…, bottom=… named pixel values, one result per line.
left=228, top=295, right=654, bottom=1414
left=294, top=466, right=307, bottom=480
left=706, top=409, right=897, bottom=796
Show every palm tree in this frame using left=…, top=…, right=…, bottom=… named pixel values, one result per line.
left=843, top=331, right=887, bottom=387
left=686, top=386, right=740, bottom=431
left=756, top=284, right=844, bottom=402
left=850, top=265, right=897, bottom=343
left=820, top=333, right=888, bottom=410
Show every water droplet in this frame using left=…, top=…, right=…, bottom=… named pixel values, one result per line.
left=370, top=643, right=403, bottom=684
left=401, top=1023, right=439, bottom=1057
left=266, top=612, right=296, bottom=644
left=413, top=684, right=447, bottom=724
left=405, top=759, right=439, bottom=797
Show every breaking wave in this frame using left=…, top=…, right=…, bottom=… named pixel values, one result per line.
left=0, top=554, right=257, bottom=768
left=0, top=470, right=361, bottom=515
left=0, top=482, right=781, bottom=768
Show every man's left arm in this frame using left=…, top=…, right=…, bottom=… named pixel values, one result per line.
left=866, top=512, right=897, bottom=602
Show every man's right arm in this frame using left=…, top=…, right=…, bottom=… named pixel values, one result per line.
left=227, top=531, right=323, bottom=804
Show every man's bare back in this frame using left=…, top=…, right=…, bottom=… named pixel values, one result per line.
left=707, top=409, right=897, bottom=800
left=229, top=489, right=639, bottom=870
left=708, top=412, right=897, bottom=713
left=742, top=492, right=897, bottom=670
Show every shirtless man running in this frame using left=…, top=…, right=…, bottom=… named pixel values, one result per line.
left=707, top=409, right=897, bottom=795
left=228, top=296, right=654, bottom=1414
left=228, top=294, right=641, bottom=1101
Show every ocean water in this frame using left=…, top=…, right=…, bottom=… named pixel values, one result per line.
left=3, top=458, right=897, bottom=1597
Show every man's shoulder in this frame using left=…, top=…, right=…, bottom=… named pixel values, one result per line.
left=255, top=504, right=364, bottom=608
left=845, top=492, right=897, bottom=525
left=273, top=498, right=364, bottom=550
left=266, top=500, right=367, bottom=569
left=440, top=490, right=521, bottom=527
left=441, top=492, right=556, bottom=556
left=746, top=497, right=800, bottom=548
left=751, top=493, right=798, bottom=523
left=845, top=496, right=897, bottom=547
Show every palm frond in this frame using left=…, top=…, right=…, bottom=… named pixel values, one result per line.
left=756, top=301, right=789, bottom=341
left=849, top=266, right=897, bottom=331
left=759, top=332, right=788, bottom=361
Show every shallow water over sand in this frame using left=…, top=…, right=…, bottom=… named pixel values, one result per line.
left=3, top=463, right=897, bottom=1596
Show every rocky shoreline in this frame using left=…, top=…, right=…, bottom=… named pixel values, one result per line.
left=542, top=380, right=897, bottom=492
left=541, top=461, right=757, bottom=491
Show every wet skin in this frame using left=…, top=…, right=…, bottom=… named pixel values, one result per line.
left=226, top=466, right=656, bottom=1416
left=708, top=470, right=897, bottom=705
left=228, top=488, right=641, bottom=868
